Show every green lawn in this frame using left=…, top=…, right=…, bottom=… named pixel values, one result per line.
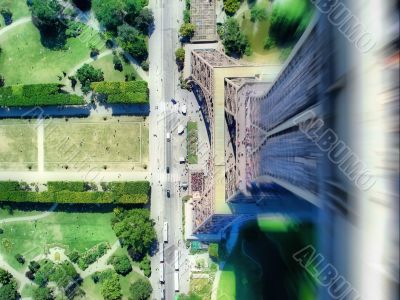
left=187, top=121, right=198, bottom=164
left=0, top=119, right=37, bottom=171
left=217, top=219, right=316, bottom=300
left=44, top=116, right=149, bottom=171
left=235, top=0, right=290, bottom=64
left=0, top=21, right=104, bottom=85
left=89, top=54, right=141, bottom=82
left=0, top=209, right=117, bottom=271
left=0, top=0, right=30, bottom=27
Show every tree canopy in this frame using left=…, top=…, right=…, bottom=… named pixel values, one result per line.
left=179, top=23, right=196, bottom=39
left=223, top=0, right=241, bottom=16
left=108, top=254, right=132, bottom=276
left=76, top=64, right=104, bottom=94
left=31, top=0, right=63, bottom=29
left=0, top=268, right=18, bottom=300
left=111, top=209, right=156, bottom=258
left=221, top=18, right=250, bottom=57
left=100, top=273, right=122, bottom=300
left=269, top=0, right=312, bottom=45
left=33, top=287, right=53, bottom=300
left=117, top=25, right=148, bottom=62
left=129, top=279, right=152, bottom=300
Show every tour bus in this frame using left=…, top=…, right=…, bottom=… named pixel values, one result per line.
left=160, top=242, right=164, bottom=263
left=160, top=284, right=165, bottom=300
left=174, top=250, right=179, bottom=271
left=160, top=263, right=164, bottom=283
left=174, top=271, right=179, bottom=292
left=163, top=222, right=168, bottom=243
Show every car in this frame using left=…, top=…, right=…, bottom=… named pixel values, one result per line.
left=166, top=132, right=171, bottom=141
left=166, top=166, right=170, bottom=173
left=166, top=190, right=171, bottom=198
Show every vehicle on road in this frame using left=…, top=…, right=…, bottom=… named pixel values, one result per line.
left=163, top=222, right=168, bottom=243
left=174, top=250, right=179, bottom=271
left=160, top=263, right=164, bottom=283
left=174, top=271, right=179, bottom=292
left=166, top=166, right=170, bottom=173
left=160, top=284, right=165, bottom=300
left=179, top=157, right=185, bottom=164
left=171, top=98, right=176, bottom=104
left=177, top=124, right=184, bottom=135
left=166, top=132, right=171, bottom=141
left=180, top=104, right=187, bottom=115
left=166, top=189, right=171, bottom=198
left=160, top=242, right=164, bottom=263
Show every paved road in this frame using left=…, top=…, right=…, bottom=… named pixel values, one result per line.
left=148, top=0, right=187, bottom=298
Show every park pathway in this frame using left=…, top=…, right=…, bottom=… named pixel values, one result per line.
left=0, top=171, right=149, bottom=183
left=0, top=16, right=31, bottom=37
left=0, top=203, right=58, bottom=224
left=0, top=254, right=34, bottom=292
left=37, top=118, right=45, bottom=173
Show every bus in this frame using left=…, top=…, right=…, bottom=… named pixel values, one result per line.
left=159, top=263, right=164, bottom=283
left=174, top=271, right=179, bottom=292
left=174, top=250, right=179, bottom=271
left=160, top=243, right=164, bottom=263
left=163, top=222, right=168, bottom=243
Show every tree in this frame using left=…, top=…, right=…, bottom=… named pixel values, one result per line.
left=76, top=64, right=104, bottom=94
left=221, top=18, right=249, bottom=57
left=139, top=255, right=151, bottom=277
left=111, top=209, right=156, bottom=258
left=34, top=272, right=48, bottom=287
left=117, top=25, right=148, bottom=62
left=0, top=268, right=18, bottom=300
left=92, top=0, right=125, bottom=31
left=0, top=283, right=18, bottom=300
left=29, top=261, right=41, bottom=273
left=108, top=254, right=132, bottom=276
left=129, top=279, right=152, bottom=300
left=0, top=8, right=13, bottom=25
left=179, top=23, right=195, bottom=39
left=72, top=0, right=92, bottom=11
left=134, top=8, right=154, bottom=34
left=0, top=75, right=5, bottom=88
left=269, top=0, right=311, bottom=45
left=31, top=0, right=63, bottom=29
left=25, top=270, right=35, bottom=280
left=175, top=47, right=185, bottom=65
left=101, top=273, right=122, bottom=300
left=250, top=5, right=267, bottom=23
left=113, top=55, right=123, bottom=71
left=33, top=287, right=53, bottom=300
left=15, top=253, right=25, bottom=264
left=223, top=0, right=241, bottom=16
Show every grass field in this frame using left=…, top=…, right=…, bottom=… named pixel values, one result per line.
left=0, top=21, right=104, bottom=85
left=217, top=219, right=316, bottom=300
left=0, top=0, right=30, bottom=27
left=236, top=0, right=289, bottom=64
left=89, top=54, right=141, bottom=82
left=0, top=209, right=117, bottom=271
left=0, top=119, right=38, bottom=171
left=187, top=121, right=198, bottom=164
left=44, top=116, right=149, bottom=171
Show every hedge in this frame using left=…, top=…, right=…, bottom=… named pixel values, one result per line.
left=0, top=181, right=149, bottom=204
left=47, top=181, right=87, bottom=192
left=0, top=84, right=85, bottom=107
left=91, top=81, right=149, bottom=104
